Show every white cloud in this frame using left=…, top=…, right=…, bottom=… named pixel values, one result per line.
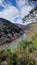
left=21, top=5, right=33, bottom=18
left=15, top=0, right=33, bottom=23
left=0, top=5, right=20, bottom=22
left=14, top=0, right=33, bottom=24
left=0, top=0, right=3, bottom=5
left=0, top=0, right=4, bottom=5
left=0, top=0, right=34, bottom=24
left=16, top=0, right=26, bottom=8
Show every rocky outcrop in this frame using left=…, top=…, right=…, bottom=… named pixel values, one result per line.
left=0, top=18, right=23, bottom=45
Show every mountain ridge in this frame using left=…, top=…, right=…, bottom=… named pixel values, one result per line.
left=23, top=7, right=37, bottom=24
left=0, top=18, right=23, bottom=46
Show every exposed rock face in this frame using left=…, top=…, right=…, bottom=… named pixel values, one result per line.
left=23, top=7, right=37, bottom=24
left=0, top=18, right=23, bottom=46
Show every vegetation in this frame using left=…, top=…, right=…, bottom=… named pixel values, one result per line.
left=0, top=6, right=37, bottom=65
left=0, top=18, right=37, bottom=65
left=0, top=32, right=37, bottom=65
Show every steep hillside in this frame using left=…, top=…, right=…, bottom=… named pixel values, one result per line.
left=0, top=18, right=23, bottom=45
left=24, top=22, right=37, bottom=41
left=23, top=7, right=37, bottom=24
left=0, top=22, right=37, bottom=65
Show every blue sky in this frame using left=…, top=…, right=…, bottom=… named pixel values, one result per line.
left=0, top=0, right=37, bottom=24
left=4, top=0, right=16, bottom=6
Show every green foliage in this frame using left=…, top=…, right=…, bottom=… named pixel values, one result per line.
left=0, top=34, right=37, bottom=65
left=7, top=52, right=17, bottom=65
left=32, top=34, right=37, bottom=50
left=19, top=34, right=37, bottom=52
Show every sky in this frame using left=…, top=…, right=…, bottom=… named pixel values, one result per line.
left=0, top=0, right=37, bottom=24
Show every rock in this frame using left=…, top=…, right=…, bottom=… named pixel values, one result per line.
left=0, top=18, right=23, bottom=46
left=1, top=61, right=7, bottom=65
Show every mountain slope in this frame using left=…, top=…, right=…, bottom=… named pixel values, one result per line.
left=24, top=22, right=37, bottom=41
left=14, top=7, right=37, bottom=30
left=0, top=18, right=23, bottom=45
left=23, top=7, right=37, bottom=24
left=0, top=22, right=37, bottom=65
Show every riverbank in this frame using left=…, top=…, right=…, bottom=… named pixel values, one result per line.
left=0, top=33, right=26, bottom=50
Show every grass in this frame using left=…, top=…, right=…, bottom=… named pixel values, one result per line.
left=24, top=22, right=37, bottom=41
left=0, top=22, right=37, bottom=65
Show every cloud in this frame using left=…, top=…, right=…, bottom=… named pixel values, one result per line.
left=21, top=5, right=33, bottom=18
left=16, top=0, right=26, bottom=8
left=15, top=0, right=33, bottom=22
left=0, top=0, right=4, bottom=5
left=0, top=0, right=35, bottom=24
left=0, top=5, right=20, bottom=22
left=0, top=0, right=20, bottom=22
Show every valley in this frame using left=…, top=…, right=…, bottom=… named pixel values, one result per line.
left=0, top=6, right=37, bottom=65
